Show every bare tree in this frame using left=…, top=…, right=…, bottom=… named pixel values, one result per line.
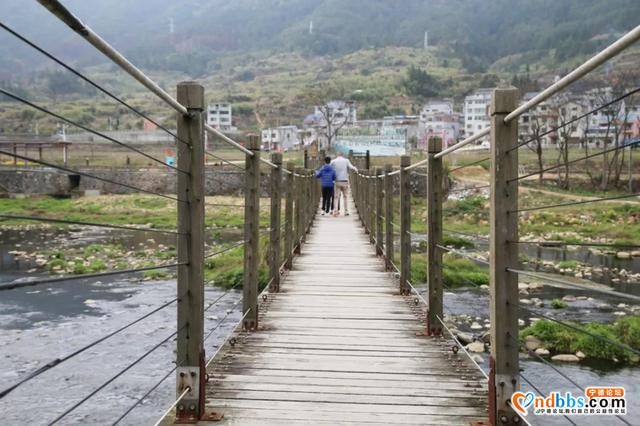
left=522, top=112, right=545, bottom=184
left=315, top=102, right=351, bottom=150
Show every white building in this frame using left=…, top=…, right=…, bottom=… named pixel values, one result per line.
left=261, top=126, right=301, bottom=152
left=419, top=99, right=460, bottom=149
left=463, top=88, right=493, bottom=142
left=207, top=102, right=234, bottom=131
left=314, top=100, right=357, bottom=126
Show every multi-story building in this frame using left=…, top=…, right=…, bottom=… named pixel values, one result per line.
left=418, top=99, right=460, bottom=149
left=260, top=125, right=301, bottom=152
left=207, top=102, right=234, bottom=131
left=314, top=100, right=357, bottom=126
left=463, top=88, right=493, bottom=143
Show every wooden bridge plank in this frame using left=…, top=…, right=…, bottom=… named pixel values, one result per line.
left=200, top=213, right=487, bottom=425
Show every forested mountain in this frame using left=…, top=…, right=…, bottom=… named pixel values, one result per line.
left=1, top=0, right=639, bottom=78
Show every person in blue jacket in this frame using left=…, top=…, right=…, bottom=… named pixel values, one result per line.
left=315, top=156, right=336, bottom=216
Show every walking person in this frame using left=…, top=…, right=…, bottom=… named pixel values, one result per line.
left=331, top=152, right=358, bottom=216
left=315, top=156, right=336, bottom=216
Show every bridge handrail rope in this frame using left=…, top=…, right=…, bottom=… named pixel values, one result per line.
left=0, top=262, right=185, bottom=291
left=0, top=213, right=183, bottom=235
left=0, top=297, right=177, bottom=399
left=0, top=21, right=186, bottom=146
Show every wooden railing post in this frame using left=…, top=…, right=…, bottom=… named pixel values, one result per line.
left=399, top=155, right=411, bottom=295
left=489, top=87, right=520, bottom=425
left=294, top=167, right=303, bottom=254
left=284, top=162, right=294, bottom=269
left=176, top=81, right=206, bottom=421
left=384, top=164, right=394, bottom=270
left=269, top=153, right=282, bottom=292
left=369, top=171, right=376, bottom=244
left=363, top=169, right=370, bottom=233
left=243, top=135, right=261, bottom=331
left=375, top=167, right=383, bottom=254
left=365, top=149, right=370, bottom=169
left=303, top=149, right=309, bottom=169
left=426, top=137, right=443, bottom=336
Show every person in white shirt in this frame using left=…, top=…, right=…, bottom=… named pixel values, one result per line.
left=330, top=153, right=358, bottom=216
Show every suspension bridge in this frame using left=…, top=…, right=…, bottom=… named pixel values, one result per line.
left=1, top=1, right=640, bottom=425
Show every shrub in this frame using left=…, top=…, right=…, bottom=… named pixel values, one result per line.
left=551, top=299, right=568, bottom=309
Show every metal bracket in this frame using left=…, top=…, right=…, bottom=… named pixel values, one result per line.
left=174, top=367, right=199, bottom=424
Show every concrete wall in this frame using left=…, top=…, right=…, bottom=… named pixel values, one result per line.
left=0, top=167, right=433, bottom=198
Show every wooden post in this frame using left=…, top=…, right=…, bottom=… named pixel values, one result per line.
left=399, top=155, right=411, bottom=295
left=13, top=144, right=17, bottom=166
left=38, top=145, right=43, bottom=161
left=375, top=167, right=384, bottom=255
left=369, top=170, right=376, bottom=244
left=284, top=162, right=294, bottom=269
left=176, top=81, right=206, bottom=421
left=426, top=137, right=443, bottom=335
left=62, top=144, right=68, bottom=166
left=363, top=169, right=370, bottom=233
left=303, top=149, right=309, bottom=169
left=365, top=150, right=370, bottom=170
left=243, top=135, right=261, bottom=331
left=489, top=87, right=520, bottom=425
left=294, top=167, right=303, bottom=254
left=384, top=164, right=394, bottom=270
left=269, top=153, right=282, bottom=292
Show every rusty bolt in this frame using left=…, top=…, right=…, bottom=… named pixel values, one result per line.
left=178, top=404, right=185, bottom=411
left=179, top=372, right=185, bottom=378
left=414, top=298, right=419, bottom=305
left=190, top=371, right=196, bottom=377
left=513, top=416, right=521, bottom=423
left=500, top=415, right=508, bottom=423
left=189, top=404, right=196, bottom=411
left=262, top=294, right=268, bottom=302
left=229, top=337, right=237, bottom=346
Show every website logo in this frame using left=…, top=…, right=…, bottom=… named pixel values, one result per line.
left=511, top=387, right=626, bottom=416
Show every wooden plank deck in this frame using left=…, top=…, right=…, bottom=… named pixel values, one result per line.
left=201, top=213, right=488, bottom=425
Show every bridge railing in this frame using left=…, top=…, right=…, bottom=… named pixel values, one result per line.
left=1, top=1, right=320, bottom=424
left=352, top=24, right=640, bottom=426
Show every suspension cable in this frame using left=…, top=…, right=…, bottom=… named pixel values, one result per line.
left=0, top=148, right=183, bottom=202
left=37, top=0, right=189, bottom=116
left=0, top=262, right=185, bottom=292
left=512, top=192, right=640, bottom=213
left=508, top=268, right=640, bottom=302
left=0, top=297, right=177, bottom=399
left=204, top=241, right=244, bottom=259
left=510, top=240, right=640, bottom=250
left=0, top=89, right=186, bottom=174
left=509, top=86, right=640, bottom=153
left=0, top=214, right=181, bottom=235
left=449, top=157, right=490, bottom=172
left=518, top=373, right=570, bottom=426
left=0, top=22, right=186, bottom=145
left=47, top=325, right=185, bottom=425
left=205, top=151, right=244, bottom=171
left=518, top=304, right=640, bottom=356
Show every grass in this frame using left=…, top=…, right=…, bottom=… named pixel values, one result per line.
left=551, top=299, right=568, bottom=309
left=520, top=318, right=640, bottom=363
left=410, top=253, right=489, bottom=288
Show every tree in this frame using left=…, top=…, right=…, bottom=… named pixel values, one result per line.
left=314, top=101, right=352, bottom=150
left=401, top=66, right=440, bottom=98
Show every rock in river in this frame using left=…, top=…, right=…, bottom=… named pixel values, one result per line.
left=551, top=354, right=580, bottom=362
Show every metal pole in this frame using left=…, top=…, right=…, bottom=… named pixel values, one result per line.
left=269, top=153, right=282, bottom=292
left=489, top=88, right=520, bottom=425
left=399, top=155, right=411, bottom=295
left=384, top=164, right=394, bottom=270
left=175, top=81, right=206, bottom=422
left=284, top=162, right=294, bottom=269
left=243, top=135, right=261, bottom=331
left=426, top=137, right=443, bottom=335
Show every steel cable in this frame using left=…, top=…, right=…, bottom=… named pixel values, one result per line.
left=0, top=262, right=185, bottom=291
left=0, top=214, right=181, bottom=235
left=512, top=192, right=640, bottom=213
left=0, top=22, right=187, bottom=146
left=0, top=89, right=187, bottom=174
left=0, top=148, right=183, bottom=202
left=0, top=297, right=177, bottom=399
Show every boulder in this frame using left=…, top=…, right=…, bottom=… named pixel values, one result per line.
left=535, top=348, right=550, bottom=356
left=524, top=335, right=542, bottom=351
left=471, top=354, right=484, bottom=364
left=551, top=354, right=580, bottom=362
left=576, top=351, right=586, bottom=360
left=456, top=332, right=474, bottom=345
left=470, top=322, right=483, bottom=330
left=562, top=295, right=577, bottom=302
left=467, top=342, right=485, bottom=353
left=616, top=252, right=631, bottom=259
